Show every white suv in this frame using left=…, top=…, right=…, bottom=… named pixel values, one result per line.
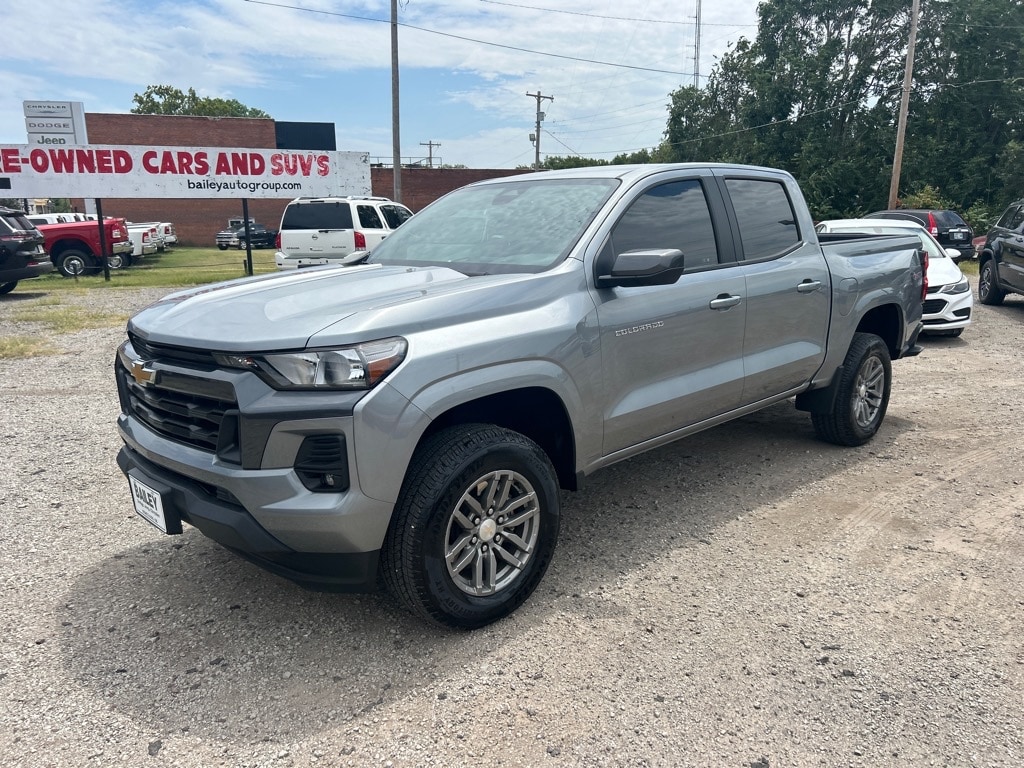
left=274, top=195, right=413, bottom=270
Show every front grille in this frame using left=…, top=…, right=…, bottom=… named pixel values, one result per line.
left=118, top=363, right=238, bottom=454
left=923, top=298, right=947, bottom=314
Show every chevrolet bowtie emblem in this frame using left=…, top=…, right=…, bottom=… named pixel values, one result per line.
left=130, top=359, right=157, bottom=386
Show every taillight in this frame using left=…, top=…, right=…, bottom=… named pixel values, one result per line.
left=275, top=232, right=281, bottom=249
left=354, top=231, right=366, bottom=250
left=927, top=212, right=938, bottom=236
left=919, top=249, right=929, bottom=301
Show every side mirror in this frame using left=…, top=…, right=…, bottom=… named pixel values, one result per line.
left=944, top=247, right=962, bottom=259
left=596, top=248, right=686, bottom=288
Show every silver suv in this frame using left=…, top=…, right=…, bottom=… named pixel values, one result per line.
left=274, top=195, right=413, bottom=270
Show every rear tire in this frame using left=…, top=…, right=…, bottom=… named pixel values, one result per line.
left=107, top=252, right=132, bottom=269
left=812, top=332, right=891, bottom=447
left=0, top=281, right=17, bottom=294
left=978, top=259, right=1005, bottom=305
left=381, top=424, right=560, bottom=629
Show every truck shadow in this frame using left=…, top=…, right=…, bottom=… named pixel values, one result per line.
left=58, top=400, right=914, bottom=744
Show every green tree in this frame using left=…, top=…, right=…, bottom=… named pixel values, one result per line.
left=131, top=85, right=270, bottom=118
left=659, top=0, right=1024, bottom=220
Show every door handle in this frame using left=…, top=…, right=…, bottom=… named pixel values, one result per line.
left=709, top=294, right=742, bottom=310
left=797, top=280, right=823, bottom=293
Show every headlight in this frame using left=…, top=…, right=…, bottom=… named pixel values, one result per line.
left=214, top=337, right=407, bottom=390
left=939, top=278, right=970, bottom=295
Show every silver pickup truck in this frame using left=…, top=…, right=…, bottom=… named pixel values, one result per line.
left=115, top=164, right=925, bottom=628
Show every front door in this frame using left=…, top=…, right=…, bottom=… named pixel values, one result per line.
left=593, top=175, right=746, bottom=456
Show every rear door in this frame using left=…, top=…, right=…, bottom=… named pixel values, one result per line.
left=592, top=171, right=747, bottom=455
left=715, top=172, right=831, bottom=405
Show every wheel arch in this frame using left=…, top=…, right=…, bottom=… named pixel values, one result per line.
left=855, top=303, right=903, bottom=359
left=423, top=387, right=578, bottom=492
left=49, top=237, right=95, bottom=259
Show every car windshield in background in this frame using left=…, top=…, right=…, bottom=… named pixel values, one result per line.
left=368, top=178, right=619, bottom=275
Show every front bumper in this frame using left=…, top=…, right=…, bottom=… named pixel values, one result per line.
left=113, top=339, right=404, bottom=592
left=922, top=288, right=973, bottom=332
left=117, top=445, right=381, bottom=591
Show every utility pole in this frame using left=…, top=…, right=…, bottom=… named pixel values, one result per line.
left=391, top=0, right=402, bottom=202
left=888, top=0, right=920, bottom=210
left=693, top=0, right=702, bottom=89
left=420, top=140, right=441, bottom=168
left=526, top=91, right=554, bottom=170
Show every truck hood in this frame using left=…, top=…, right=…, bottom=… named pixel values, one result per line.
left=128, top=263, right=507, bottom=351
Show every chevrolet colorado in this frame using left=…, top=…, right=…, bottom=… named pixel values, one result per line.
left=115, top=164, right=925, bottom=628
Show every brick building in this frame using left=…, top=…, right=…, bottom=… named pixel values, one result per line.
left=71, top=113, right=521, bottom=246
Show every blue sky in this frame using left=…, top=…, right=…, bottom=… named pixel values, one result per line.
left=1, top=0, right=760, bottom=169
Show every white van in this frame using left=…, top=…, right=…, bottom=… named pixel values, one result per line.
left=274, top=195, right=413, bottom=270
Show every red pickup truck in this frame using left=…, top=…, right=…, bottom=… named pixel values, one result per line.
left=36, top=218, right=132, bottom=277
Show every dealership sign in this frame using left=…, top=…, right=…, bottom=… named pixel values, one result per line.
left=0, top=144, right=371, bottom=199
left=24, top=100, right=89, bottom=147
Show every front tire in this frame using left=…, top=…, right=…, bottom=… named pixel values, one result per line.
left=812, top=332, right=892, bottom=447
left=978, top=259, right=1005, bottom=305
left=381, top=424, right=561, bottom=629
left=55, top=249, right=95, bottom=278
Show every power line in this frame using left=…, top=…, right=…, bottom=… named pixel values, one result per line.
left=244, top=0, right=691, bottom=75
left=478, top=0, right=753, bottom=28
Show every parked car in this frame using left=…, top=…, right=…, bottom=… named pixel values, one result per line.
left=215, top=221, right=277, bottom=250
left=35, top=217, right=132, bottom=276
left=274, top=195, right=413, bottom=269
left=817, top=218, right=972, bottom=336
left=866, top=209, right=974, bottom=260
left=126, top=222, right=160, bottom=261
left=0, top=207, right=54, bottom=294
left=977, top=199, right=1024, bottom=305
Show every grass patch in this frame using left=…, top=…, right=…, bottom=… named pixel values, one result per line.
left=28, top=247, right=278, bottom=292
left=0, top=336, right=56, bottom=359
left=11, top=305, right=130, bottom=333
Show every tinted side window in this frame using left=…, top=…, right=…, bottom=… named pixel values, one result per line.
left=356, top=205, right=384, bottom=229
left=1006, top=206, right=1024, bottom=231
left=281, top=202, right=354, bottom=230
left=725, top=179, right=799, bottom=259
left=607, top=179, right=719, bottom=269
left=380, top=205, right=413, bottom=229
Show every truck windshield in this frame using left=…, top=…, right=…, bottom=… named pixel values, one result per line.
left=367, top=178, right=618, bottom=274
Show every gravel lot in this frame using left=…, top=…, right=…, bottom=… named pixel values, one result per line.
left=1, top=279, right=1022, bottom=768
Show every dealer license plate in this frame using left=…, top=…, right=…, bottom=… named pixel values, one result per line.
left=129, top=475, right=171, bottom=533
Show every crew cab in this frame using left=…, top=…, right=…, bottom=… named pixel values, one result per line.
left=216, top=221, right=277, bottom=250
left=36, top=217, right=132, bottom=276
left=115, top=164, right=925, bottom=629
